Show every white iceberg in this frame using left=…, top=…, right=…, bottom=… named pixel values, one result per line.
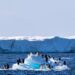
left=11, top=53, right=70, bottom=71
left=53, top=65, right=70, bottom=71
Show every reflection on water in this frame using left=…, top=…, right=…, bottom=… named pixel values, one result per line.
left=0, top=53, right=75, bottom=75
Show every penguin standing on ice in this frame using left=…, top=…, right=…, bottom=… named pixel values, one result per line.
left=21, top=58, right=24, bottom=63
left=45, top=55, right=48, bottom=62
left=63, top=61, right=66, bottom=65
left=3, top=64, right=9, bottom=69
left=17, top=59, right=21, bottom=65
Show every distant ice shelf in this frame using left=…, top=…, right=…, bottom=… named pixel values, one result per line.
left=0, top=36, right=75, bottom=53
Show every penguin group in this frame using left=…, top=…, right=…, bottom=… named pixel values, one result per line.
left=0, top=52, right=70, bottom=71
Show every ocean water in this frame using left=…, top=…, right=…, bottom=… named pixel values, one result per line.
left=0, top=53, right=75, bottom=75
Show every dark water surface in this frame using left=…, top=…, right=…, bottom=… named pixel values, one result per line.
left=0, top=53, right=75, bottom=75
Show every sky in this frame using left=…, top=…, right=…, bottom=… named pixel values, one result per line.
left=0, top=0, right=75, bottom=37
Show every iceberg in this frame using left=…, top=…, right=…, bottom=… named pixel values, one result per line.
left=11, top=53, right=70, bottom=71
left=0, top=36, right=75, bottom=53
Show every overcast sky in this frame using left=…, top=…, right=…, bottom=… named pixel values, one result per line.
left=0, top=0, right=75, bottom=37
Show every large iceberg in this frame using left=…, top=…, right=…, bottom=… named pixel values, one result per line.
left=0, top=36, right=75, bottom=53
left=11, top=53, right=70, bottom=71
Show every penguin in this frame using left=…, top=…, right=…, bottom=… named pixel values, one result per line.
left=21, top=58, right=24, bottom=63
left=17, top=58, right=21, bottom=65
left=63, top=61, right=66, bottom=65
